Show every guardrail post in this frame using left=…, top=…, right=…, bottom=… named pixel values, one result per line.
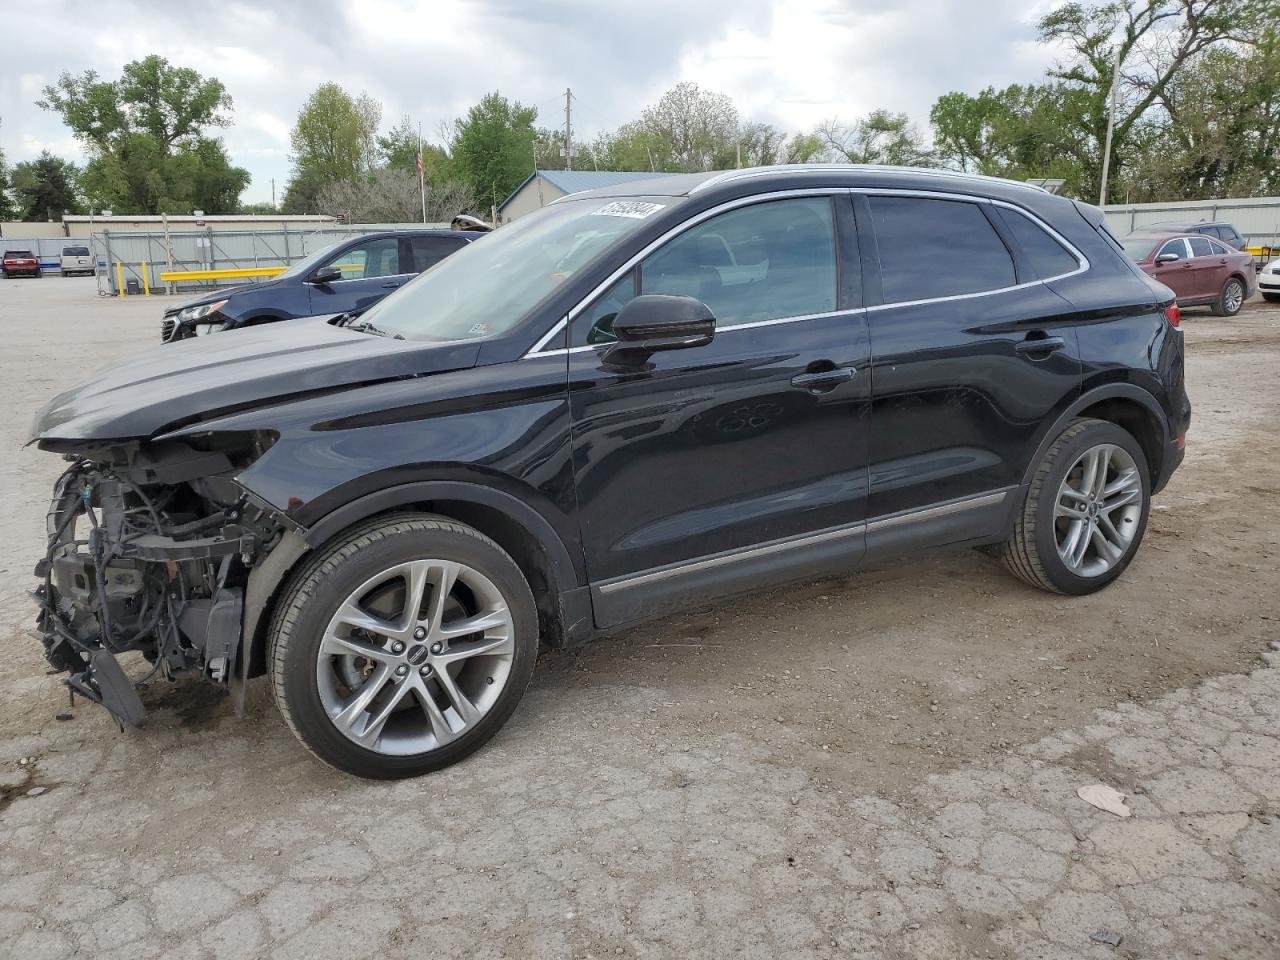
left=141, top=261, right=150, bottom=296
left=115, top=260, right=125, bottom=298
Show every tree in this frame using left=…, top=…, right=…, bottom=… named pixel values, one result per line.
left=10, top=151, right=81, bottom=220
left=284, top=83, right=382, bottom=211
left=815, top=110, right=934, bottom=166
left=736, top=122, right=787, bottom=167
left=637, top=82, right=739, bottom=171
left=38, top=55, right=249, bottom=214
left=1036, top=0, right=1265, bottom=200
left=317, top=167, right=474, bottom=223
left=0, top=122, right=17, bottom=221
left=1126, top=33, right=1280, bottom=199
left=450, top=92, right=538, bottom=208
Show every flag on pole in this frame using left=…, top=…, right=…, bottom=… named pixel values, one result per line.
left=416, top=151, right=424, bottom=174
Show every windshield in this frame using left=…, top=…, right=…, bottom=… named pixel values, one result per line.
left=275, top=239, right=344, bottom=281
left=356, top=197, right=668, bottom=341
left=1121, top=236, right=1159, bottom=262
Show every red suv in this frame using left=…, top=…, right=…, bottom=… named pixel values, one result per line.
left=2, top=249, right=42, bottom=278
left=1122, top=232, right=1255, bottom=316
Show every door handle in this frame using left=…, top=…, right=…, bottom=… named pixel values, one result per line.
left=381, top=280, right=402, bottom=288
left=1015, top=335, right=1066, bottom=357
left=791, top=366, right=856, bottom=391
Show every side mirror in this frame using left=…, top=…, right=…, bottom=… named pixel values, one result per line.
left=306, top=266, right=343, bottom=285
left=1155, top=253, right=1180, bottom=265
left=603, top=294, right=716, bottom=366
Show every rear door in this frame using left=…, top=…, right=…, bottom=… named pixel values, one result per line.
left=1186, top=236, right=1229, bottom=299
left=307, top=236, right=412, bottom=316
left=409, top=235, right=468, bottom=274
left=859, top=192, right=1083, bottom=545
left=564, top=193, right=872, bottom=626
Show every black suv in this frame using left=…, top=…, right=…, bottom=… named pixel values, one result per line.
left=29, top=165, right=1189, bottom=779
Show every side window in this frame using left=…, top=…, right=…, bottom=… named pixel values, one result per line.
left=1157, top=239, right=1187, bottom=261
left=994, top=207, right=1079, bottom=279
left=325, top=237, right=401, bottom=280
left=1207, top=238, right=1231, bottom=256
left=571, top=271, right=638, bottom=346
left=640, top=197, right=836, bottom=328
left=410, top=236, right=466, bottom=273
left=1188, top=237, right=1215, bottom=258
left=869, top=196, right=1015, bottom=303
left=1224, top=227, right=1243, bottom=246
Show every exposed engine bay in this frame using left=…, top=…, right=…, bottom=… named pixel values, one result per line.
left=32, top=434, right=287, bottom=726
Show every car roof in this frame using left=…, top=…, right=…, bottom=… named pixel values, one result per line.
left=561, top=163, right=1061, bottom=206
left=343, top=229, right=475, bottom=241
left=1149, top=219, right=1234, bottom=229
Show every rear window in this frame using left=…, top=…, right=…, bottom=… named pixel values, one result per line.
left=1120, top=237, right=1160, bottom=262
left=5, top=250, right=33, bottom=257
left=63, top=246, right=90, bottom=256
left=994, top=207, right=1079, bottom=279
left=869, top=196, right=1015, bottom=303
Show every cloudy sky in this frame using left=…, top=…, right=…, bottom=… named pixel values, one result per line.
left=1, top=0, right=1062, bottom=205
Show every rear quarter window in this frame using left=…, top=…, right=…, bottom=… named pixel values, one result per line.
left=994, top=207, right=1080, bottom=279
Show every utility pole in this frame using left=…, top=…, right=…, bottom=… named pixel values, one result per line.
left=270, top=178, right=276, bottom=210
left=418, top=122, right=428, bottom=224
left=564, top=87, right=574, bottom=171
left=1098, top=42, right=1124, bottom=207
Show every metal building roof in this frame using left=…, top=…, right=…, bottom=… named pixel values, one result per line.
left=499, top=169, right=681, bottom=211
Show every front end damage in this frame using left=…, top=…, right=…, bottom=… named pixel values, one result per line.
left=32, top=434, right=289, bottom=726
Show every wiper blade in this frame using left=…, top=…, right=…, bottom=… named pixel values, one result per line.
left=350, top=320, right=404, bottom=340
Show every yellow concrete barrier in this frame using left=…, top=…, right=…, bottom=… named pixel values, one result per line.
left=159, top=266, right=288, bottom=282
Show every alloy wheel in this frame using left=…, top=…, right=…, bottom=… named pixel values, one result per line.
left=1053, top=443, right=1143, bottom=578
left=315, top=559, right=515, bottom=755
left=1224, top=280, right=1244, bottom=314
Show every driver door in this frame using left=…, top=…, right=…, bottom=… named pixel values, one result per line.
left=308, top=236, right=412, bottom=316
left=565, top=194, right=872, bottom=627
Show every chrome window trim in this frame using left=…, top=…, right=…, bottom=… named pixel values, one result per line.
left=595, top=488, right=1010, bottom=594
left=524, top=187, right=1090, bottom=357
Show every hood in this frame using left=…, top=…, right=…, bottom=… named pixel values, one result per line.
left=30, top=317, right=481, bottom=443
left=166, top=281, right=270, bottom=314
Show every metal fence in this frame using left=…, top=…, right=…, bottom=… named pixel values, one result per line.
left=3, top=224, right=452, bottom=295
left=1104, top=197, right=1280, bottom=251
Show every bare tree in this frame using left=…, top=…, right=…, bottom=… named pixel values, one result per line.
left=318, top=168, right=475, bottom=223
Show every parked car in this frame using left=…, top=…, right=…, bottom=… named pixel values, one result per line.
left=1258, top=258, right=1280, bottom=303
left=1121, top=231, right=1256, bottom=316
left=60, top=245, right=94, bottom=276
left=30, top=165, right=1189, bottom=779
left=1142, top=219, right=1247, bottom=250
left=160, top=229, right=476, bottom=342
left=2, top=249, right=41, bottom=278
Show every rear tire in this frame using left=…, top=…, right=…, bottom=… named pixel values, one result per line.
left=1001, top=418, right=1151, bottom=595
left=268, top=514, right=539, bottom=779
left=1213, top=276, right=1245, bottom=316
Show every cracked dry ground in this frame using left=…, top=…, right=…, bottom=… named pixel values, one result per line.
left=1, top=280, right=1279, bottom=959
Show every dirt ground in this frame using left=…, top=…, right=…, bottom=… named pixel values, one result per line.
left=1, top=275, right=1278, bottom=959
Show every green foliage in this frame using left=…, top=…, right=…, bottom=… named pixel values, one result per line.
left=449, top=92, right=538, bottom=207
left=10, top=150, right=82, bottom=220
left=283, top=83, right=382, bottom=213
left=815, top=110, right=934, bottom=166
left=38, top=55, right=248, bottom=214
left=0, top=125, right=18, bottom=221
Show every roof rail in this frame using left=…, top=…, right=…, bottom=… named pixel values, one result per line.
left=687, top=164, right=1049, bottom=195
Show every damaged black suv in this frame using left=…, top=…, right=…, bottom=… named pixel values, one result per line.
left=29, top=165, right=1189, bottom=779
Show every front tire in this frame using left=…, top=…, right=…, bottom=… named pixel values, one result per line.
left=1213, top=276, right=1245, bottom=316
left=1001, top=418, right=1151, bottom=595
left=268, top=515, right=539, bottom=779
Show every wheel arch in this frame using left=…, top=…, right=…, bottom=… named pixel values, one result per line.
left=236, top=481, right=589, bottom=700
left=1021, top=385, right=1169, bottom=490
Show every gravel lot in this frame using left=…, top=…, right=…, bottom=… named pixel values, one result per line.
left=1, top=275, right=1279, bottom=959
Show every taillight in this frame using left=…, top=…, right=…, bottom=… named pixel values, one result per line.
left=1163, top=303, right=1181, bottom=328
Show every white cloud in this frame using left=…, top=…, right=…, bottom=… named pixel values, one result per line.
left=0, top=0, right=1062, bottom=203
